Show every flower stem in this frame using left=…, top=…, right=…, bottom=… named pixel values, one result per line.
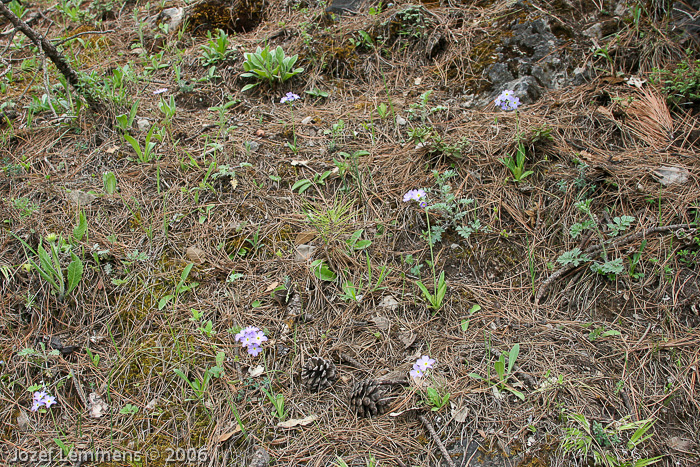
left=424, top=208, right=437, bottom=292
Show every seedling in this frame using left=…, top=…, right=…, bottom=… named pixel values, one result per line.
left=460, top=304, right=481, bottom=332
left=173, top=351, right=225, bottom=400
left=158, top=263, right=199, bottom=310
left=469, top=343, right=525, bottom=400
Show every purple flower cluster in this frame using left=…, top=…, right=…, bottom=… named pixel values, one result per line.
left=31, top=390, right=56, bottom=412
left=235, top=326, right=267, bottom=357
left=403, top=189, right=428, bottom=208
left=280, top=92, right=300, bottom=104
left=409, top=355, right=435, bottom=379
left=494, top=90, right=520, bottom=111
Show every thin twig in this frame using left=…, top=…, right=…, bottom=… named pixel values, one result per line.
left=54, top=29, right=114, bottom=46
left=536, top=223, right=695, bottom=304
left=418, top=414, right=456, bottom=467
left=0, top=2, right=105, bottom=112
left=339, top=352, right=369, bottom=371
left=69, top=368, right=88, bottom=408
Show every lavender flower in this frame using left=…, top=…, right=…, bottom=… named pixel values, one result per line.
left=495, top=90, right=520, bottom=111
left=410, top=355, right=435, bottom=380
left=30, top=390, right=56, bottom=412
left=414, top=355, right=436, bottom=371
left=280, top=92, right=300, bottom=104
left=42, top=395, right=57, bottom=408
left=403, top=189, right=428, bottom=208
left=236, top=326, right=266, bottom=357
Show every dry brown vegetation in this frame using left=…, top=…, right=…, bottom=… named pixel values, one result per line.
left=1, top=0, right=700, bottom=465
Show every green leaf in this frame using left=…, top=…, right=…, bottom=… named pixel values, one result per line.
left=73, top=210, right=87, bottom=242
left=557, top=248, right=590, bottom=266
left=507, top=387, right=526, bottom=401
left=275, top=46, right=285, bottom=66
left=123, top=133, right=143, bottom=160
left=66, top=253, right=83, bottom=296
left=103, top=172, right=117, bottom=194
left=241, top=83, right=259, bottom=92
left=415, top=280, right=433, bottom=303
left=291, top=179, right=313, bottom=193
left=177, top=263, right=194, bottom=291
left=173, top=368, right=193, bottom=388
left=354, top=239, right=372, bottom=250
left=310, top=259, right=337, bottom=281
left=507, top=343, right=520, bottom=375
left=494, top=359, right=505, bottom=382
left=158, top=295, right=173, bottom=310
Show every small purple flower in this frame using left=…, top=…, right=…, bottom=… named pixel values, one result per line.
left=237, top=325, right=266, bottom=357
left=42, top=396, right=57, bottom=408
left=495, top=90, right=520, bottom=111
left=280, top=92, right=300, bottom=104
left=403, top=189, right=427, bottom=207
left=30, top=390, right=56, bottom=411
left=409, top=367, right=424, bottom=379
left=414, top=356, right=436, bottom=371
left=252, top=331, right=268, bottom=346
left=235, top=326, right=259, bottom=342
left=240, top=335, right=254, bottom=348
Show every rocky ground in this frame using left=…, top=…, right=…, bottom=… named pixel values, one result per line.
left=1, top=0, right=700, bottom=465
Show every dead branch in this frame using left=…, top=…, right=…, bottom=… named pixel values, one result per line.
left=536, top=223, right=696, bottom=304
left=0, top=2, right=105, bottom=113
left=418, top=414, right=456, bottom=467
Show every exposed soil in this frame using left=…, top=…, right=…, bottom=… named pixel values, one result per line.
left=1, top=0, right=700, bottom=466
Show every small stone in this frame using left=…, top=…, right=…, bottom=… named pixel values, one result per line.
left=87, top=392, right=109, bottom=418
left=372, top=315, right=391, bottom=332
left=583, top=23, right=603, bottom=39
left=653, top=166, right=689, bottom=186
left=294, top=244, right=316, bottom=261
left=137, top=118, right=150, bottom=131
left=379, top=295, right=399, bottom=311
left=67, top=190, right=97, bottom=206
left=17, top=411, right=30, bottom=431
left=160, top=7, right=183, bottom=31
left=248, top=446, right=270, bottom=467
left=301, top=116, right=314, bottom=125
left=245, top=141, right=260, bottom=152
left=395, top=115, right=407, bottom=126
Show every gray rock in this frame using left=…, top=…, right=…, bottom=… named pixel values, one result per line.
left=137, top=118, right=150, bottom=131
left=160, top=7, right=183, bottom=31
left=583, top=22, right=603, bottom=39
left=502, top=76, right=542, bottom=105
left=487, top=63, right=514, bottom=87
left=67, top=190, right=97, bottom=206
left=294, top=244, right=316, bottom=261
left=326, top=0, right=365, bottom=14
left=653, top=166, right=690, bottom=186
left=245, top=140, right=260, bottom=152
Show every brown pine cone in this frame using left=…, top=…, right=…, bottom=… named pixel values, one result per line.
left=301, top=356, right=337, bottom=392
left=349, top=379, right=388, bottom=418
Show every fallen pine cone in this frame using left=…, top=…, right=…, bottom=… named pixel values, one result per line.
left=349, top=379, right=388, bottom=418
left=301, top=356, right=337, bottom=392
